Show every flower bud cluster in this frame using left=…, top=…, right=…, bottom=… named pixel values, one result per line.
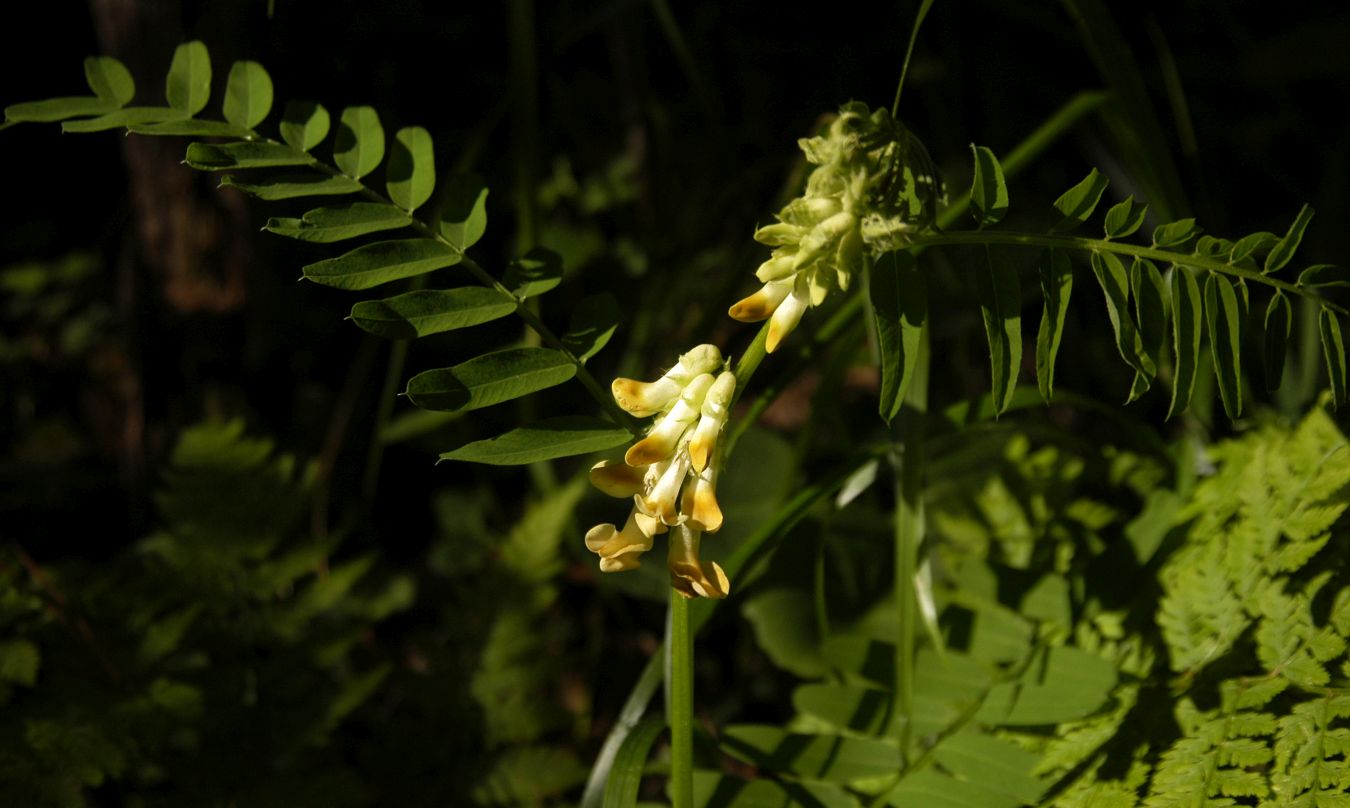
left=729, top=102, right=943, bottom=353
left=585, top=345, right=736, bottom=599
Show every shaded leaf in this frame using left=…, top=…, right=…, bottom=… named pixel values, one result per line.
left=406, top=348, right=575, bottom=411
left=1052, top=168, right=1109, bottom=233
left=165, top=40, right=211, bottom=117
left=350, top=287, right=515, bottom=340
left=793, top=683, right=892, bottom=736
left=602, top=717, right=665, bottom=808
left=1036, top=249, right=1073, bottom=401
left=0, top=639, right=40, bottom=686
left=220, top=173, right=363, bottom=200
left=1265, top=204, right=1315, bottom=274
left=84, top=56, right=134, bottom=106
left=1229, top=231, right=1278, bottom=265
left=439, top=416, right=632, bottom=465
left=1090, top=251, right=1154, bottom=399
left=334, top=106, right=384, bottom=179
left=1130, top=257, right=1167, bottom=368
left=441, top=174, right=489, bottom=251
left=302, top=239, right=461, bottom=290
left=504, top=247, right=563, bottom=298
left=1205, top=272, right=1244, bottom=419
left=871, top=250, right=927, bottom=423
left=1299, top=264, right=1350, bottom=288
left=129, top=119, right=252, bottom=137
left=222, top=60, right=273, bottom=129
left=1152, top=218, right=1199, bottom=248
left=265, top=202, right=410, bottom=243
left=931, top=731, right=1047, bottom=804
left=969, top=144, right=1009, bottom=227
left=1168, top=265, right=1203, bottom=418
left=562, top=293, right=620, bottom=362
left=280, top=100, right=330, bottom=151
left=886, top=767, right=1020, bottom=808
left=184, top=141, right=311, bottom=170
left=387, top=126, right=435, bottom=211
left=1321, top=308, right=1347, bottom=409
left=977, top=248, right=1021, bottom=414
left=1103, top=196, right=1148, bottom=239
left=720, top=726, right=900, bottom=784
left=692, top=771, right=856, bottom=808
left=976, top=646, right=1117, bottom=725
left=1264, top=291, right=1292, bottom=391
left=742, top=589, right=825, bottom=677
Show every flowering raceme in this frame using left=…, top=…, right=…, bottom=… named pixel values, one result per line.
left=585, top=345, right=735, bottom=599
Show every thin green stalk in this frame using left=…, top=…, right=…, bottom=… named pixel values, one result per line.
left=665, top=591, right=694, bottom=808
left=891, top=0, right=937, bottom=116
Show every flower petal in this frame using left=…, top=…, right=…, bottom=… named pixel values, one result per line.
left=728, top=279, right=792, bottom=323
left=667, top=524, right=731, bottom=599
left=611, top=376, right=682, bottom=417
left=589, top=459, right=647, bottom=497
left=766, top=280, right=810, bottom=353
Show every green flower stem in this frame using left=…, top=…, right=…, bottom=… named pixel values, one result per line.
left=905, top=230, right=1347, bottom=315
left=666, top=590, right=694, bottom=808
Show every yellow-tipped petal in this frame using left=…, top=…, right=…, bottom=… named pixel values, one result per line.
left=589, top=460, right=646, bottom=497
left=667, top=524, right=731, bottom=599
left=766, top=287, right=809, bottom=353
left=599, top=552, right=642, bottom=572
left=624, top=374, right=712, bottom=466
left=611, top=376, right=681, bottom=417
left=682, top=468, right=723, bottom=532
left=639, top=452, right=690, bottom=525
left=585, top=510, right=656, bottom=560
left=584, top=523, right=618, bottom=554
left=728, top=279, right=792, bottom=323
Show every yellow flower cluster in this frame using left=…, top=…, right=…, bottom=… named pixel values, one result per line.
left=585, top=345, right=736, bottom=599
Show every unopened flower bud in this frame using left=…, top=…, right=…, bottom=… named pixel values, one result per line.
left=688, top=371, right=735, bottom=472
left=766, top=276, right=811, bottom=353
left=755, top=253, right=798, bottom=283
left=611, top=344, right=722, bottom=417
left=625, top=373, right=713, bottom=466
left=754, top=222, right=802, bottom=246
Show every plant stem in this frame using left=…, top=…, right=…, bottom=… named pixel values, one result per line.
left=666, top=590, right=694, bottom=808
left=362, top=335, right=410, bottom=502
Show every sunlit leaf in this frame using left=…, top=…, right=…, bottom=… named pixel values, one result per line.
left=976, top=646, right=1117, bottom=725
left=165, top=40, right=212, bottom=117
left=265, top=202, right=410, bottom=243
left=1168, top=265, right=1202, bottom=418
left=1265, top=204, right=1314, bottom=274
left=1051, top=168, right=1109, bottom=233
left=4, top=97, right=118, bottom=123
left=220, top=173, right=362, bottom=200
left=387, top=126, right=435, bottom=211
left=871, top=250, right=927, bottom=423
left=1205, top=272, right=1243, bottom=419
left=280, top=100, right=330, bottom=151
left=977, top=248, right=1021, bottom=415
left=1103, top=196, right=1148, bottom=239
left=441, top=174, right=489, bottom=251
left=885, top=767, right=1020, bottom=808
left=302, top=239, right=460, bottom=290
left=129, top=119, right=252, bottom=137
left=333, top=105, right=384, bottom=179
left=1152, top=218, right=1199, bottom=248
left=931, top=731, right=1047, bottom=804
left=720, top=726, right=899, bottom=784
left=968, top=144, right=1008, bottom=227
left=439, top=416, right=632, bottom=465
left=84, top=56, right=134, bottom=106
left=1264, top=291, right=1291, bottom=391
left=222, top=60, right=273, bottom=129
left=350, top=287, right=515, bottom=339
left=61, top=107, right=181, bottom=132
left=184, top=141, right=311, bottom=170
left=692, top=771, right=856, bottom=808
left=406, top=348, right=575, bottom=411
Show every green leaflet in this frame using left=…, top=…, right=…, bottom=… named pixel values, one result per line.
left=441, top=174, right=490, bottom=252
left=302, top=238, right=461, bottom=290
left=4, top=97, right=119, bottom=123
left=1265, top=204, right=1314, bottom=274
left=504, top=247, right=563, bottom=299
left=439, top=416, right=632, bottom=465
left=1090, top=251, right=1154, bottom=400
left=1051, top=168, right=1109, bottom=233
left=130, top=120, right=252, bottom=137
left=184, top=141, right=312, bottom=170
left=349, top=287, right=515, bottom=339
left=61, top=107, right=184, bottom=132
left=1152, top=218, right=1199, bottom=248
left=222, top=61, right=273, bottom=129
left=1298, top=264, right=1350, bottom=288
left=968, top=144, right=1008, bottom=227
left=886, top=768, right=1021, bottom=808
left=1264, top=291, right=1291, bottom=391
left=1036, top=249, right=1073, bottom=401
left=84, top=56, right=135, bottom=106
left=975, top=646, right=1118, bottom=725
left=720, top=725, right=899, bottom=784
left=600, top=717, right=663, bottom=808
left=1320, top=308, right=1347, bottom=409
left=220, top=173, right=363, bottom=200
left=691, top=771, right=856, bottom=808
left=1130, top=257, right=1167, bottom=370
left=870, top=250, right=927, bottom=423
left=1103, top=196, right=1148, bottom=239
left=1205, top=272, right=1244, bottom=418
left=1168, top=265, right=1202, bottom=418
left=1229, top=231, right=1278, bottom=265
left=405, top=347, right=575, bottom=411
left=977, top=248, right=1021, bottom=415
left=930, top=732, right=1048, bottom=805
left=165, top=41, right=212, bottom=117
left=386, top=126, right=435, bottom=212
left=561, top=293, right=620, bottom=362
left=265, top=202, right=410, bottom=243
left=333, top=106, right=384, bottom=179
left=280, top=100, right=330, bottom=151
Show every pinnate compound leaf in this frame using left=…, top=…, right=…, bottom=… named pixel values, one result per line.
left=1036, top=249, right=1073, bottom=401
left=1264, top=291, right=1292, bottom=391
left=1130, top=257, right=1168, bottom=369
left=222, top=60, right=273, bottom=129
left=265, top=202, right=409, bottom=243
left=165, top=41, right=212, bottom=117
left=1103, top=196, right=1148, bottom=239
left=1205, top=272, right=1244, bottom=419
left=600, top=716, right=664, bottom=808
left=1321, top=308, right=1347, bottom=408
left=977, top=248, right=1022, bottom=415
left=1052, top=168, right=1109, bottom=233
left=1265, top=204, right=1315, bottom=274
left=441, top=174, right=489, bottom=251
left=349, top=287, right=515, bottom=339
left=84, top=56, right=134, bottom=105
left=334, top=105, right=384, bottom=179
left=302, top=239, right=461, bottom=290
left=1152, top=218, right=1200, bottom=248
left=406, top=348, right=575, bottom=411
left=562, top=293, right=620, bottom=362
left=184, top=141, right=311, bottom=170
left=504, top=247, right=563, bottom=298
left=871, top=250, right=927, bottom=423
left=280, top=100, right=330, bottom=151
left=439, top=416, right=631, bottom=465
left=1168, top=265, right=1203, bottom=418
left=387, top=126, right=436, bottom=211
left=968, top=144, right=1008, bottom=227
left=1299, top=264, right=1350, bottom=288
left=220, top=173, right=362, bottom=200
